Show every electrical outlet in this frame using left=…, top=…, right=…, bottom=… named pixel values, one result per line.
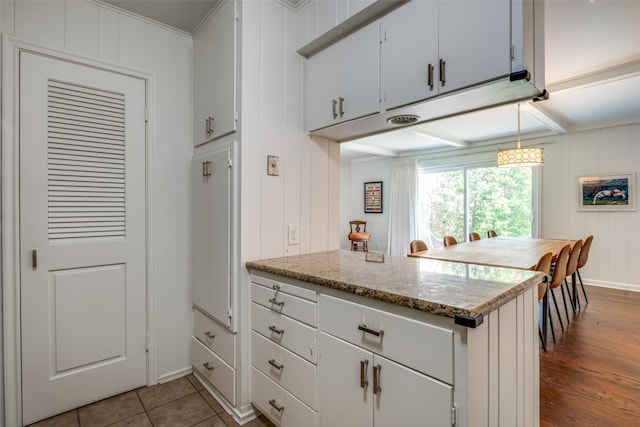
left=288, top=224, right=299, bottom=245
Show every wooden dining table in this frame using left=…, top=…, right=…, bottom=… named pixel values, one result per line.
left=408, top=235, right=577, bottom=349
left=407, top=236, right=575, bottom=271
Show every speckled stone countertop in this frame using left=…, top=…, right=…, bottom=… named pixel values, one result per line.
left=246, top=250, right=543, bottom=323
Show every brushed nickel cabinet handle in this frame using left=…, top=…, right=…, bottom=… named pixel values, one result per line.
left=203, top=362, right=214, bottom=372
left=269, top=297, right=284, bottom=307
left=268, top=325, right=284, bottom=335
left=439, top=59, right=446, bottom=87
left=268, top=359, right=284, bottom=370
left=332, top=98, right=338, bottom=119
left=338, top=97, right=345, bottom=117
left=373, top=364, right=381, bottom=394
left=204, top=331, right=215, bottom=340
left=32, top=249, right=37, bottom=270
left=358, top=324, right=384, bottom=337
left=360, top=359, right=369, bottom=389
left=428, top=63, right=434, bottom=90
left=269, top=398, right=284, bottom=413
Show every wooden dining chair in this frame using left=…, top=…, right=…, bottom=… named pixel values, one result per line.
left=469, top=232, right=481, bottom=241
left=535, top=252, right=554, bottom=351
left=548, top=244, right=571, bottom=334
left=564, top=239, right=583, bottom=312
left=409, top=239, right=428, bottom=254
left=576, top=235, right=593, bottom=305
left=348, top=220, right=371, bottom=252
left=443, top=235, right=458, bottom=247
left=487, top=230, right=498, bottom=238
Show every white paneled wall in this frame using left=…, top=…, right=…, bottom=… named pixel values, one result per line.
left=342, top=123, right=640, bottom=290
left=1, top=0, right=193, bottom=386
left=540, top=124, right=640, bottom=291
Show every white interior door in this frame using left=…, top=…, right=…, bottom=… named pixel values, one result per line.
left=19, top=52, right=147, bottom=425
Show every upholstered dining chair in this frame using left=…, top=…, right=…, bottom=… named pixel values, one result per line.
left=576, top=235, right=593, bottom=305
left=564, top=239, right=583, bottom=312
left=469, top=232, right=481, bottom=241
left=535, top=251, right=554, bottom=351
left=443, top=235, right=458, bottom=247
left=548, top=244, right=571, bottom=334
left=348, top=220, right=371, bottom=252
left=409, top=239, right=428, bottom=254
left=487, top=230, right=498, bottom=238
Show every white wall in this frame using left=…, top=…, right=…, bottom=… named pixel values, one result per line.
left=342, top=123, right=640, bottom=291
left=1, top=0, right=193, bottom=396
left=237, top=0, right=341, bottom=411
left=340, top=157, right=392, bottom=252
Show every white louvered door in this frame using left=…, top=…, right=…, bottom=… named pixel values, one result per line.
left=19, top=52, right=147, bottom=425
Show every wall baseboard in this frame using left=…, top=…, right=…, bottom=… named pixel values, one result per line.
left=158, top=367, right=193, bottom=384
left=585, top=279, right=640, bottom=293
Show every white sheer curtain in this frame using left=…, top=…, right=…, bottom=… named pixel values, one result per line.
left=387, top=159, right=418, bottom=256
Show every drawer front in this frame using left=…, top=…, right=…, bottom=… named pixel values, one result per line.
left=251, top=274, right=317, bottom=302
left=251, top=303, right=317, bottom=364
left=251, top=283, right=317, bottom=327
left=319, top=294, right=453, bottom=385
left=252, top=367, right=318, bottom=427
left=251, top=331, right=317, bottom=410
left=193, top=308, right=235, bottom=367
left=191, top=337, right=235, bottom=405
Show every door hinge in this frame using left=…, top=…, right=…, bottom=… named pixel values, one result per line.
left=511, top=43, right=516, bottom=61
left=145, top=334, right=150, bottom=352
left=227, top=308, right=233, bottom=320
left=451, top=405, right=458, bottom=426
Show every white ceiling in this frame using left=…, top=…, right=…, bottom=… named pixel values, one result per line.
left=101, top=0, right=640, bottom=161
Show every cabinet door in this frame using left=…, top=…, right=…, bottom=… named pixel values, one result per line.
left=193, top=0, right=237, bottom=146
left=373, top=355, right=453, bottom=427
left=381, top=0, right=439, bottom=110
left=319, top=332, right=373, bottom=427
left=438, top=0, right=511, bottom=94
left=307, top=46, right=340, bottom=131
left=192, top=148, right=232, bottom=326
left=339, top=20, right=381, bottom=123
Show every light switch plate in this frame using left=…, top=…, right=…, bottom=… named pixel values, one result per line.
left=268, top=155, right=280, bottom=176
left=288, top=224, right=299, bottom=245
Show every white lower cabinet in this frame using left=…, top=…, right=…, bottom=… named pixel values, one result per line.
left=319, top=332, right=453, bottom=427
left=192, top=337, right=235, bottom=405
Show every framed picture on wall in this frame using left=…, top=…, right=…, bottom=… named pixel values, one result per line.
left=364, top=181, right=383, bottom=213
left=577, top=172, right=636, bottom=211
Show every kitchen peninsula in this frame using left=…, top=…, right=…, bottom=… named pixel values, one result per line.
left=246, top=250, right=543, bottom=427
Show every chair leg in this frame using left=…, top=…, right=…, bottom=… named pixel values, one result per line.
left=550, top=289, right=564, bottom=332
left=539, top=325, right=547, bottom=352
left=577, top=269, right=589, bottom=304
left=563, top=278, right=576, bottom=312
left=560, top=282, right=572, bottom=324
left=548, top=304, right=556, bottom=344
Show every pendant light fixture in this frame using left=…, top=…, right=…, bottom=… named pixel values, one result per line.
left=496, top=103, right=544, bottom=167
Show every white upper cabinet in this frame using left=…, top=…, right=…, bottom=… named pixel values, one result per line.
left=313, top=0, right=376, bottom=40
left=307, top=20, right=380, bottom=131
left=193, top=0, right=237, bottom=146
left=381, top=0, right=510, bottom=111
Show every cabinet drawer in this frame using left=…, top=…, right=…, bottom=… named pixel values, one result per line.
left=193, top=308, right=235, bottom=367
left=251, top=283, right=317, bottom=327
left=252, top=367, right=317, bottom=427
left=251, top=331, right=317, bottom=410
left=251, top=274, right=317, bottom=302
left=251, top=303, right=317, bottom=364
left=319, top=294, right=453, bottom=385
left=192, top=337, right=235, bottom=405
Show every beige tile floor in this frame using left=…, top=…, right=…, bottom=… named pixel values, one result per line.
left=27, top=374, right=275, bottom=427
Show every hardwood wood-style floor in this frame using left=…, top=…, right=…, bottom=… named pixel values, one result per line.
left=540, top=285, right=640, bottom=426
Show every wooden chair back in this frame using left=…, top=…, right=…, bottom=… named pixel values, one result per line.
left=409, top=240, right=428, bottom=254
left=469, top=232, right=481, bottom=241
left=535, top=252, right=554, bottom=301
left=349, top=220, right=367, bottom=234
left=577, top=235, right=593, bottom=269
left=566, top=239, right=583, bottom=277
left=487, top=230, right=498, bottom=238
left=443, top=235, right=458, bottom=247
left=549, top=244, right=571, bottom=290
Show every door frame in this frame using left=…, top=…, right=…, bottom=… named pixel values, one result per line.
left=1, top=36, right=158, bottom=427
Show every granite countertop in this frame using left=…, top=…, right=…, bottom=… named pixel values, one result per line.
left=246, top=250, right=543, bottom=325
